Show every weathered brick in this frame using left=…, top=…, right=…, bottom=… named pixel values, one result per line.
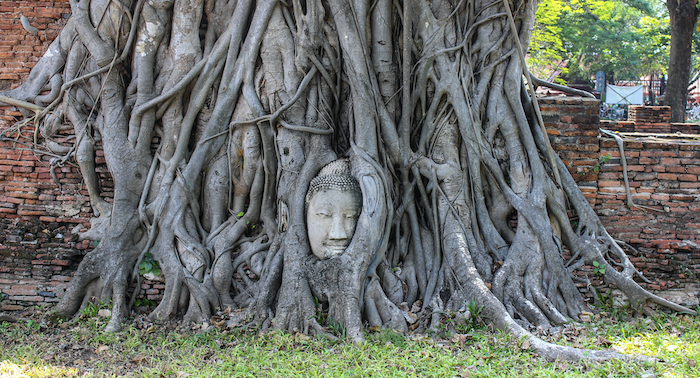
left=657, top=173, right=678, bottom=180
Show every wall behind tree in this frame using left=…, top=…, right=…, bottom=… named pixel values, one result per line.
left=0, top=1, right=70, bottom=123
left=541, top=97, right=700, bottom=305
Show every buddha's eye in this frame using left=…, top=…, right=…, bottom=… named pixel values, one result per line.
left=315, top=210, right=331, bottom=218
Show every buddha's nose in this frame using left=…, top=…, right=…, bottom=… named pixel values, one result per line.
left=328, top=215, right=348, bottom=240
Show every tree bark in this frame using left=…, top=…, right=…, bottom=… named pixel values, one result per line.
left=666, top=0, right=700, bottom=122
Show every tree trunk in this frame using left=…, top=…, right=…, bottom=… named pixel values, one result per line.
left=1, top=0, right=694, bottom=361
left=666, top=0, right=700, bottom=122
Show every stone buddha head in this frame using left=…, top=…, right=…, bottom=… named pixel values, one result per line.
left=305, top=159, right=362, bottom=260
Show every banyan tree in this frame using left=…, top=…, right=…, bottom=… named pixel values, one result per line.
left=1, top=0, right=695, bottom=361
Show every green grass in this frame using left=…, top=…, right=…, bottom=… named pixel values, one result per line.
left=0, top=309, right=698, bottom=377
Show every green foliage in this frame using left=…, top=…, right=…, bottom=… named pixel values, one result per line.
left=312, top=296, right=346, bottom=338
left=579, top=153, right=611, bottom=177
left=530, top=0, right=670, bottom=84
left=466, top=300, right=484, bottom=324
left=592, top=260, right=606, bottom=275
left=312, top=296, right=327, bottom=325
left=0, top=289, right=7, bottom=303
left=529, top=0, right=567, bottom=81
left=80, top=298, right=111, bottom=318
left=80, top=302, right=100, bottom=318
left=139, top=252, right=161, bottom=276
left=595, top=153, right=611, bottom=173
left=326, top=317, right=346, bottom=339
left=370, top=329, right=408, bottom=348
left=4, top=311, right=700, bottom=377
left=135, top=298, right=158, bottom=307
left=2, top=309, right=700, bottom=377
left=592, top=286, right=615, bottom=311
left=451, top=300, right=486, bottom=334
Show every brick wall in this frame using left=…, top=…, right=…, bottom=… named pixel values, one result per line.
left=0, top=0, right=70, bottom=84
left=0, top=1, right=70, bottom=125
left=0, top=121, right=107, bottom=310
left=0, top=1, right=70, bottom=88
left=540, top=97, right=601, bottom=203
left=596, top=139, right=700, bottom=291
left=0, top=126, right=166, bottom=310
left=542, top=96, right=700, bottom=302
left=603, top=105, right=700, bottom=134
left=0, top=218, right=87, bottom=310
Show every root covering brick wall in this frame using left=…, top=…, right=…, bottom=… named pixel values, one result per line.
left=542, top=97, right=700, bottom=303
left=596, top=139, right=700, bottom=291
left=0, top=1, right=70, bottom=125
left=0, top=126, right=166, bottom=310
left=0, top=121, right=109, bottom=311
left=0, top=1, right=70, bottom=87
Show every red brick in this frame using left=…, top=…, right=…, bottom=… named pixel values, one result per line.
left=666, top=166, right=686, bottom=173
left=7, top=285, right=37, bottom=296
left=657, top=173, right=677, bottom=180
left=660, top=158, right=681, bottom=165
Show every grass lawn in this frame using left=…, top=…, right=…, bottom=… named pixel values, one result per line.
left=0, top=306, right=698, bottom=377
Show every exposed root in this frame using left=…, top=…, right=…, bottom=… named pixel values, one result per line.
left=0, top=313, right=18, bottom=323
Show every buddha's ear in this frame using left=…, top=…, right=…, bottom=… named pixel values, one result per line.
left=360, top=175, right=379, bottom=216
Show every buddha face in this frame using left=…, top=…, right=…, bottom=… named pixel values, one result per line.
left=306, top=188, right=362, bottom=259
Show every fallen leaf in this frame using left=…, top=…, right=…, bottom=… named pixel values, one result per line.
left=132, top=355, right=146, bottom=364
left=411, top=300, right=422, bottom=313
left=404, top=312, right=418, bottom=324
left=176, top=372, right=191, bottom=378
left=97, top=309, right=111, bottom=318
left=688, top=359, right=696, bottom=368
left=452, top=333, right=468, bottom=347
left=96, top=345, right=109, bottom=354
left=368, top=325, right=381, bottom=332
left=73, top=359, right=84, bottom=365
left=596, top=336, right=612, bottom=347
left=520, top=340, right=530, bottom=350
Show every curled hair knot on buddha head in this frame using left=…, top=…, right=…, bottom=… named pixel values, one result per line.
left=305, top=159, right=362, bottom=207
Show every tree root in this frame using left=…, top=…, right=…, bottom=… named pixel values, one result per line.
left=0, top=313, right=18, bottom=323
